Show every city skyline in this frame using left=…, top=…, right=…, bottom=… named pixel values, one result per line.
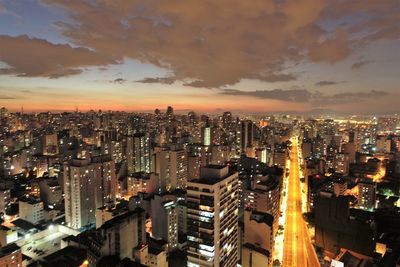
left=1, top=0, right=400, bottom=113
left=2, top=1, right=400, bottom=267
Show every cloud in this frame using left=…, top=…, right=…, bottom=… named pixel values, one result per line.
left=136, top=77, right=176, bottom=85
left=0, top=35, right=115, bottom=78
left=38, top=0, right=354, bottom=87
left=0, top=95, right=18, bottom=99
left=321, top=1, right=400, bottom=42
left=111, top=78, right=126, bottom=84
left=0, top=1, right=5, bottom=14
left=315, top=80, right=346, bottom=86
left=315, top=90, right=388, bottom=104
left=220, top=89, right=312, bottom=102
left=0, top=0, right=396, bottom=87
left=308, top=29, right=351, bottom=63
left=351, top=60, right=374, bottom=70
left=219, top=88, right=388, bottom=105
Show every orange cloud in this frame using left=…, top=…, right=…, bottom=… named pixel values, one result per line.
left=0, top=0, right=397, bottom=89
left=0, top=35, right=115, bottom=78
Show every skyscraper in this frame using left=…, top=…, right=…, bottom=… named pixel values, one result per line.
left=170, top=148, right=188, bottom=189
left=127, top=133, right=151, bottom=174
left=186, top=165, right=239, bottom=267
left=202, top=126, right=211, bottom=146
left=64, top=155, right=117, bottom=229
left=358, top=180, right=377, bottom=210
left=241, top=120, right=253, bottom=152
left=151, top=194, right=178, bottom=251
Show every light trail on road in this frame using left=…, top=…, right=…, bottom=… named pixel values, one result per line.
left=282, top=137, right=320, bottom=267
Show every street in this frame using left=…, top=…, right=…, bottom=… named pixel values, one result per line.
left=282, top=137, right=320, bottom=267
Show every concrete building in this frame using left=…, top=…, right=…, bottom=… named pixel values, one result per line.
left=127, top=172, right=159, bottom=196
left=0, top=226, right=18, bottom=247
left=64, top=156, right=117, bottom=229
left=19, top=196, right=44, bottom=224
left=202, top=126, right=211, bottom=146
left=148, top=247, right=168, bottom=267
left=42, top=133, right=58, bottom=155
left=0, top=243, right=22, bottom=266
left=333, top=179, right=347, bottom=197
left=210, top=145, right=230, bottom=166
left=95, top=202, right=130, bottom=229
left=342, top=142, right=356, bottom=164
left=376, top=136, right=391, bottom=153
left=87, top=208, right=147, bottom=266
left=170, top=149, right=188, bottom=189
left=273, top=148, right=287, bottom=168
left=127, top=133, right=151, bottom=174
left=38, top=177, right=62, bottom=206
left=242, top=243, right=269, bottom=267
left=188, top=155, right=201, bottom=181
left=255, top=148, right=267, bottom=164
left=302, top=140, right=312, bottom=160
left=241, top=120, right=254, bottom=152
left=0, top=189, right=10, bottom=215
left=151, top=194, right=178, bottom=251
left=244, top=175, right=280, bottom=235
left=242, top=209, right=273, bottom=265
left=333, top=153, right=349, bottom=175
left=153, top=147, right=188, bottom=192
left=153, top=147, right=172, bottom=192
left=186, top=165, right=239, bottom=267
left=315, top=195, right=376, bottom=257
left=358, top=180, right=377, bottom=211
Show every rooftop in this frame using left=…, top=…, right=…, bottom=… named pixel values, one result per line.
left=243, top=243, right=270, bottom=257
left=249, top=210, right=274, bottom=227
left=0, top=243, right=20, bottom=258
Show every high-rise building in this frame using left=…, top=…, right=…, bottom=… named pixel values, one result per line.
left=210, top=145, right=230, bottom=165
left=42, top=132, right=59, bottom=155
left=333, top=153, right=350, bottom=175
left=342, top=142, right=356, bottom=164
left=273, top=148, right=287, bottom=168
left=312, top=134, right=325, bottom=158
left=153, top=147, right=171, bottom=192
left=188, top=155, right=201, bottom=181
left=186, top=165, right=239, bottom=267
left=315, top=195, right=376, bottom=256
left=127, top=172, right=159, bottom=196
left=18, top=196, right=44, bottom=224
left=222, top=112, right=233, bottom=132
left=153, top=147, right=188, bottom=191
left=241, top=120, right=253, bottom=152
left=242, top=209, right=273, bottom=266
left=127, top=133, right=151, bottom=174
left=64, top=156, right=117, bottom=229
left=358, top=180, right=376, bottom=210
left=255, top=148, right=267, bottom=164
left=202, top=126, right=211, bottom=146
left=302, top=139, right=312, bottom=159
left=333, top=179, right=347, bottom=197
left=151, top=194, right=178, bottom=251
left=0, top=189, right=11, bottom=215
left=170, top=149, right=188, bottom=189
left=87, top=208, right=147, bottom=266
left=38, top=177, right=62, bottom=206
left=244, top=174, right=280, bottom=235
